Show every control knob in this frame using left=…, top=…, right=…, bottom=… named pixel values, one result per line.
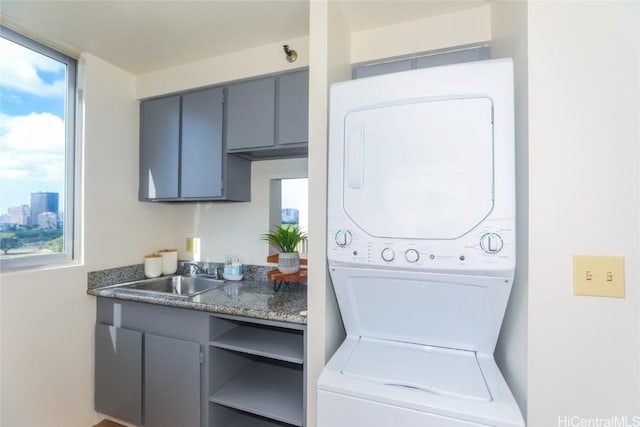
left=405, top=249, right=420, bottom=263
left=381, top=248, right=395, bottom=262
left=480, top=232, right=504, bottom=254
left=334, top=229, right=352, bottom=248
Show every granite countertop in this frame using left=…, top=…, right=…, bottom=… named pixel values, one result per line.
left=87, top=264, right=307, bottom=325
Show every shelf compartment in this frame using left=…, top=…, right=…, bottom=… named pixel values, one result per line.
left=210, top=360, right=303, bottom=426
left=210, top=404, right=297, bottom=427
left=210, top=324, right=304, bottom=364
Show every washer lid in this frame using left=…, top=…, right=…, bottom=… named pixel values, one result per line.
left=343, top=96, right=494, bottom=240
left=341, top=337, right=491, bottom=402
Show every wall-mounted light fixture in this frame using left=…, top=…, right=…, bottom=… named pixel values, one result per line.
left=283, top=45, right=297, bottom=63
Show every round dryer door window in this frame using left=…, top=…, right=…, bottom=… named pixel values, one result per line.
left=343, top=96, right=495, bottom=240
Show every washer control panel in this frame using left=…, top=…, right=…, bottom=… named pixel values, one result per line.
left=329, top=218, right=514, bottom=272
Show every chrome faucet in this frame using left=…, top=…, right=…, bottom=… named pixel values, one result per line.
left=181, top=262, right=208, bottom=276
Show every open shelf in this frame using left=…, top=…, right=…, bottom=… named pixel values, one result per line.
left=219, top=408, right=296, bottom=427
left=210, top=361, right=303, bottom=426
left=210, top=325, right=304, bottom=364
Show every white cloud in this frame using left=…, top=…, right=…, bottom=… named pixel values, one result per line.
left=0, top=113, right=65, bottom=182
left=0, top=37, right=66, bottom=98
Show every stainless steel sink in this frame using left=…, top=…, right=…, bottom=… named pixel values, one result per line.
left=118, top=275, right=224, bottom=297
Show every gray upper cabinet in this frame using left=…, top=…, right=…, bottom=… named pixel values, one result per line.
left=226, top=70, right=309, bottom=160
left=181, top=88, right=223, bottom=199
left=352, top=45, right=490, bottom=79
left=353, top=59, right=413, bottom=79
left=139, top=96, right=180, bottom=199
left=415, top=46, right=489, bottom=69
left=277, top=70, right=309, bottom=146
left=139, top=87, right=250, bottom=202
left=226, top=77, right=276, bottom=151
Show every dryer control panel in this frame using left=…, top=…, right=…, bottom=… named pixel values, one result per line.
left=327, top=216, right=515, bottom=274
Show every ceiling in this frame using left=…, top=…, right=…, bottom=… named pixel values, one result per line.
left=0, top=0, right=485, bottom=75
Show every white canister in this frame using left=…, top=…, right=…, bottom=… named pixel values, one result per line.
left=158, top=249, right=178, bottom=275
left=144, top=254, right=163, bottom=278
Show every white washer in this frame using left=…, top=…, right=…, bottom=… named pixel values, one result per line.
left=318, top=59, right=524, bottom=427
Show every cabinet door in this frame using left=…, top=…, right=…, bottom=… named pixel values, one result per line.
left=226, top=78, right=276, bottom=150
left=95, top=324, right=143, bottom=426
left=415, top=46, right=489, bottom=69
left=277, top=71, right=309, bottom=146
left=145, top=333, right=202, bottom=427
left=139, top=96, right=180, bottom=199
left=181, top=88, right=224, bottom=198
left=353, top=59, right=412, bottom=79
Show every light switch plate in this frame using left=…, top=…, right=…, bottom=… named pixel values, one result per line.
left=573, top=255, right=625, bottom=298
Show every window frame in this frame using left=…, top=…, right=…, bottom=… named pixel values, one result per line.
left=0, top=25, right=78, bottom=271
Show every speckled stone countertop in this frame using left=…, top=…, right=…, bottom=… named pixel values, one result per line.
left=87, top=264, right=307, bottom=325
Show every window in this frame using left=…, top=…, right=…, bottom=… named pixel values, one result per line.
left=281, top=178, right=308, bottom=234
left=0, top=26, right=77, bottom=270
left=269, top=177, right=308, bottom=255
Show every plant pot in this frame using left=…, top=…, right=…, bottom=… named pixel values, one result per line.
left=278, top=252, right=300, bottom=274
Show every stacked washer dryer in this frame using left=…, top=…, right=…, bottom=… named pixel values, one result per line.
left=317, top=58, right=525, bottom=426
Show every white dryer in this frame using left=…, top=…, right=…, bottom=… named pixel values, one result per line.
left=318, top=59, right=524, bottom=427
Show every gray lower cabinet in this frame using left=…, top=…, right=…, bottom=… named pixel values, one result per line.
left=95, top=299, right=306, bottom=427
left=139, top=87, right=250, bottom=202
left=95, top=299, right=209, bottom=427
left=95, top=324, right=143, bottom=425
left=209, top=315, right=306, bottom=427
left=145, top=333, right=202, bottom=427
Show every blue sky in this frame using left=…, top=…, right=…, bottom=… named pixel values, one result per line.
left=0, top=36, right=67, bottom=214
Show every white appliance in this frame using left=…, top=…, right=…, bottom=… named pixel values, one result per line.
left=317, top=58, right=525, bottom=427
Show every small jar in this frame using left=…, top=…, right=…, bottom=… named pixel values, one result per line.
left=144, top=254, right=163, bottom=278
left=158, top=249, right=178, bottom=275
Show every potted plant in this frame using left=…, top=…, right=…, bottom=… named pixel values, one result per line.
left=261, top=225, right=307, bottom=274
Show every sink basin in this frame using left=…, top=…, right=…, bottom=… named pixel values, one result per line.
left=119, top=275, right=224, bottom=297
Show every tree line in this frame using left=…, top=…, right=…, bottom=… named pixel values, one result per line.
left=0, top=227, right=63, bottom=254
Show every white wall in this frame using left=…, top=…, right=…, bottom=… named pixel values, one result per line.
left=0, top=53, right=174, bottom=426
left=136, top=36, right=309, bottom=99
left=350, top=4, right=491, bottom=65
left=82, top=56, right=176, bottom=267
left=306, top=1, right=351, bottom=426
left=490, top=0, right=529, bottom=418
left=527, top=1, right=640, bottom=425
left=170, top=158, right=307, bottom=265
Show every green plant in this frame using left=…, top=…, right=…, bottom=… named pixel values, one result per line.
left=261, top=225, right=307, bottom=253
left=0, top=237, right=21, bottom=254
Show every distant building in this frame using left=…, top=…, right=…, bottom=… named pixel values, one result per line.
left=30, top=192, right=58, bottom=227
left=281, top=208, right=300, bottom=225
left=37, top=211, right=58, bottom=229
left=8, top=205, right=30, bottom=225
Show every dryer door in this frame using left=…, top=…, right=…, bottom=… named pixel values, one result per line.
left=343, top=96, right=494, bottom=240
